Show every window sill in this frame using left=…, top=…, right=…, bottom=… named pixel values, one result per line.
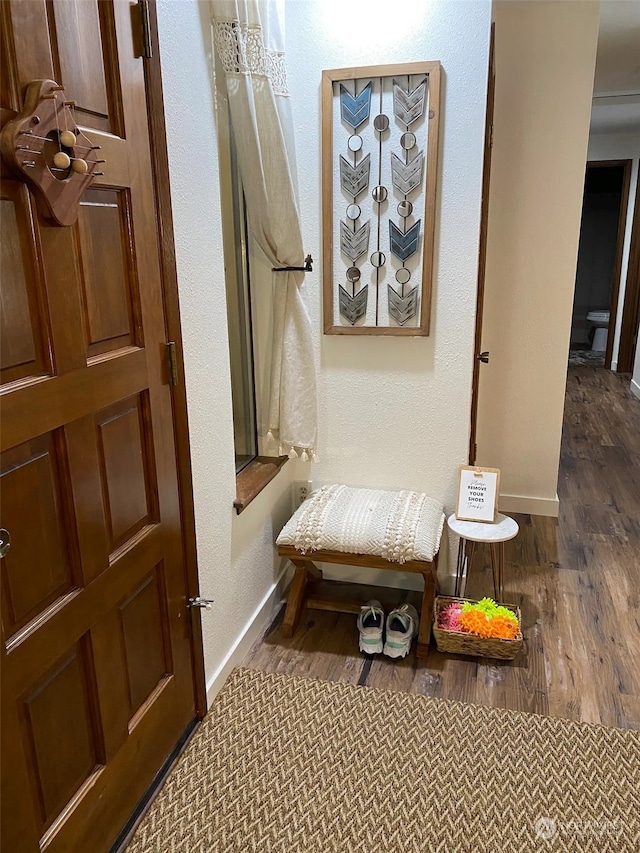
left=233, top=456, right=289, bottom=514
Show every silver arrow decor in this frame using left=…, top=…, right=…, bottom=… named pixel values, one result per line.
left=391, top=151, right=424, bottom=195
left=393, top=79, right=427, bottom=126
left=340, top=154, right=371, bottom=199
left=339, top=284, right=368, bottom=325
left=388, top=284, right=418, bottom=325
left=340, top=220, right=370, bottom=262
left=324, top=62, right=441, bottom=333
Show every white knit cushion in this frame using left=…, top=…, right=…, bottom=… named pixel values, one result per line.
left=276, top=485, right=444, bottom=564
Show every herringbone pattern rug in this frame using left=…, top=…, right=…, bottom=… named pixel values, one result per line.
left=128, top=668, right=639, bottom=852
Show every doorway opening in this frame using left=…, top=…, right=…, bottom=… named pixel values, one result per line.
left=569, top=159, right=632, bottom=369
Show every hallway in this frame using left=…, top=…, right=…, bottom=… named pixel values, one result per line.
left=244, top=367, right=640, bottom=729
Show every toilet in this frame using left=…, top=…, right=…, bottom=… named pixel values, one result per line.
left=586, top=310, right=610, bottom=352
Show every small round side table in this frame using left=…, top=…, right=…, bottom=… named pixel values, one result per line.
left=447, top=513, right=519, bottom=602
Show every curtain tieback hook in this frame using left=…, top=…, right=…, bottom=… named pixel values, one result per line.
left=272, top=254, right=313, bottom=273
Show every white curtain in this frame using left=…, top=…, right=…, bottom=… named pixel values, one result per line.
left=211, top=0, right=318, bottom=461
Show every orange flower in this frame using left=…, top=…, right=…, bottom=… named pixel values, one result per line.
left=486, top=615, right=519, bottom=639
left=458, top=610, right=519, bottom=640
left=459, top=610, right=493, bottom=638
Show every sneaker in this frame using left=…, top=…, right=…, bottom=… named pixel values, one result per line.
left=383, top=604, right=419, bottom=659
left=357, top=600, right=385, bottom=654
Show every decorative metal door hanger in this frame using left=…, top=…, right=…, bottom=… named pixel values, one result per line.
left=0, top=79, right=105, bottom=226
left=322, top=62, right=441, bottom=335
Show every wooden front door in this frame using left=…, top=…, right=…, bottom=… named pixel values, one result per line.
left=1, top=2, right=201, bottom=851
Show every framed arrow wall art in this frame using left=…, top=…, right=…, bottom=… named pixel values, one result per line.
left=322, top=62, right=441, bottom=335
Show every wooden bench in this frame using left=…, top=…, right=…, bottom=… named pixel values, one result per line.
left=277, top=545, right=439, bottom=658
left=276, top=485, right=444, bottom=658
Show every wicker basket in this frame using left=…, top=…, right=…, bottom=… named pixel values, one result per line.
left=432, top=595, right=523, bottom=660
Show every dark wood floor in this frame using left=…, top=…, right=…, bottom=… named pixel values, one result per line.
left=243, top=368, right=640, bottom=730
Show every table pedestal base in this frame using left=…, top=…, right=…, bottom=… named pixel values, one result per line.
left=455, top=539, right=504, bottom=602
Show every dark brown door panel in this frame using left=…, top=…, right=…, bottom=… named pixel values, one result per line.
left=1, top=2, right=200, bottom=850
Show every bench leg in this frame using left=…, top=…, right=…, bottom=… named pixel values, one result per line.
left=301, top=559, right=322, bottom=584
left=417, top=570, right=436, bottom=659
left=281, top=560, right=322, bottom=639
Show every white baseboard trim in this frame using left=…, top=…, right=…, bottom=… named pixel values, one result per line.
left=499, top=492, right=559, bottom=518
left=631, top=378, right=640, bottom=400
left=205, top=565, right=292, bottom=706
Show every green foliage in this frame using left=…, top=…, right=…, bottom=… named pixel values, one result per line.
left=461, top=597, right=519, bottom=625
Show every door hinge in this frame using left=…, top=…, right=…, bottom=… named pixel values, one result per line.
left=166, top=341, right=179, bottom=386
left=489, top=124, right=494, bottom=148
left=136, top=0, right=153, bottom=59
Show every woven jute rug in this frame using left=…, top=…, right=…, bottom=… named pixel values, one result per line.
left=128, top=668, right=639, bottom=853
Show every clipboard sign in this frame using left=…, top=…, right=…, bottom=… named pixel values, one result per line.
left=455, top=466, right=501, bottom=523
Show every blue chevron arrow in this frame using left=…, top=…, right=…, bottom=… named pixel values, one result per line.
left=340, top=82, right=372, bottom=130
left=389, top=219, right=421, bottom=262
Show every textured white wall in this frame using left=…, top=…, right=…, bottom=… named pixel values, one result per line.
left=476, top=0, right=600, bottom=517
left=586, top=130, right=640, bottom=370
left=156, top=0, right=293, bottom=701
left=157, top=0, right=492, bottom=689
left=287, top=0, right=491, bottom=508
